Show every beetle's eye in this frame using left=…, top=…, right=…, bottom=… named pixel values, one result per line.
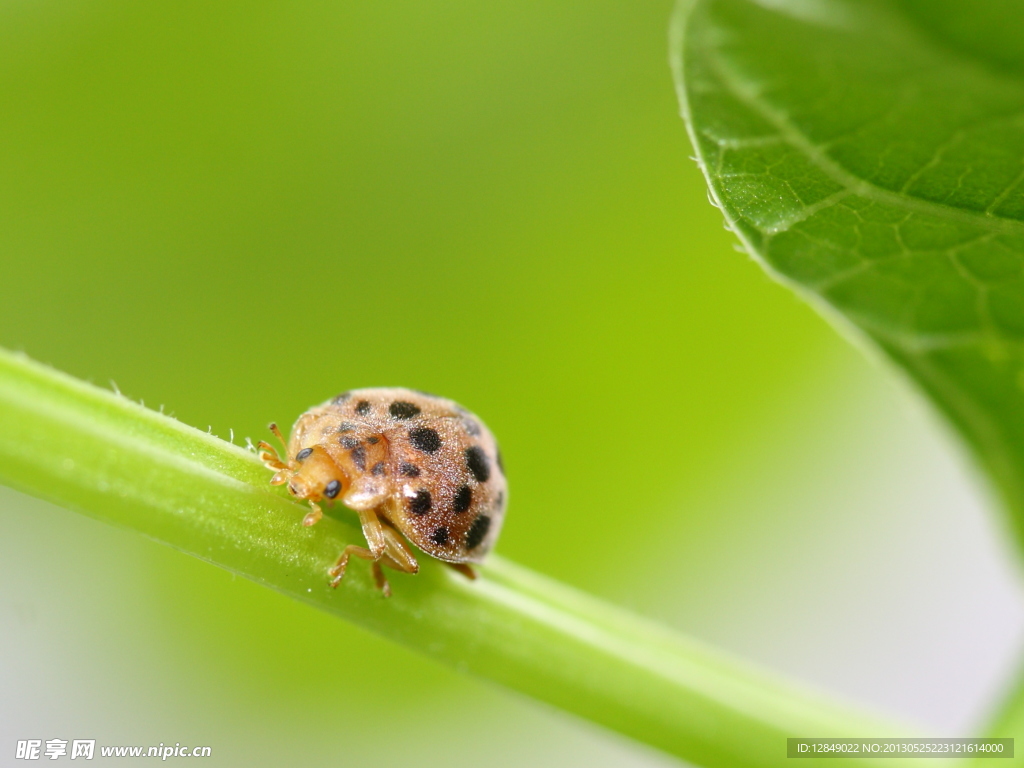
left=296, top=447, right=313, bottom=461
left=324, top=480, right=341, bottom=499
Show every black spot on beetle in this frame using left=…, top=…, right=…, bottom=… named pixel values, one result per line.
left=466, top=515, right=491, bottom=550
left=452, top=485, right=472, bottom=513
left=399, top=463, right=421, bottom=477
left=350, top=445, right=367, bottom=471
left=366, top=436, right=379, bottom=444
left=371, top=462, right=386, bottom=476
left=409, top=490, right=432, bottom=515
left=389, top=401, right=421, bottom=419
left=409, top=427, right=442, bottom=453
left=332, top=391, right=351, bottom=404
left=340, top=436, right=360, bottom=449
left=336, top=421, right=355, bottom=433
left=462, top=419, right=482, bottom=437
left=430, top=526, right=449, bottom=545
left=355, top=400, right=371, bottom=415
left=295, top=447, right=313, bottom=461
left=465, top=446, right=490, bottom=482
left=496, top=491, right=504, bottom=509
left=324, top=480, right=341, bottom=499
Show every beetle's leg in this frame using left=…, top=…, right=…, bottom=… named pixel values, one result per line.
left=370, top=562, right=389, bottom=595
left=445, top=562, right=476, bottom=580
left=368, top=524, right=419, bottom=597
left=379, top=523, right=419, bottom=574
left=302, top=501, right=322, bottom=527
left=328, top=511, right=419, bottom=596
left=328, top=507, right=388, bottom=588
left=329, top=544, right=376, bottom=589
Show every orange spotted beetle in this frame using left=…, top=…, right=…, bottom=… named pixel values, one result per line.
left=259, top=388, right=506, bottom=596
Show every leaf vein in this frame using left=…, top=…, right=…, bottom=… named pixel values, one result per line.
left=708, top=53, right=1024, bottom=237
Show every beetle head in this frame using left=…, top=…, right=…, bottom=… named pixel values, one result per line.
left=272, top=445, right=345, bottom=503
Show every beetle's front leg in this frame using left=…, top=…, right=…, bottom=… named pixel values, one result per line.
left=328, top=507, right=387, bottom=589
left=302, top=500, right=322, bottom=527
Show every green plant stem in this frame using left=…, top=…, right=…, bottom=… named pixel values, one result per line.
left=0, top=347, right=929, bottom=767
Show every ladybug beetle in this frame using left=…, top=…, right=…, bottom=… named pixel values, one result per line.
left=258, top=388, right=506, bottom=596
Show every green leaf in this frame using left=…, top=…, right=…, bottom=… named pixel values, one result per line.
left=671, top=0, right=1024, bottom=555
left=0, top=347, right=925, bottom=768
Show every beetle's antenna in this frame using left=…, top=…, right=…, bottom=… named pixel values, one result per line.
left=269, top=422, right=288, bottom=451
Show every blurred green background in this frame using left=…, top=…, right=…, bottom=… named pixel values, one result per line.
left=1, top=0, right=1021, bottom=765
